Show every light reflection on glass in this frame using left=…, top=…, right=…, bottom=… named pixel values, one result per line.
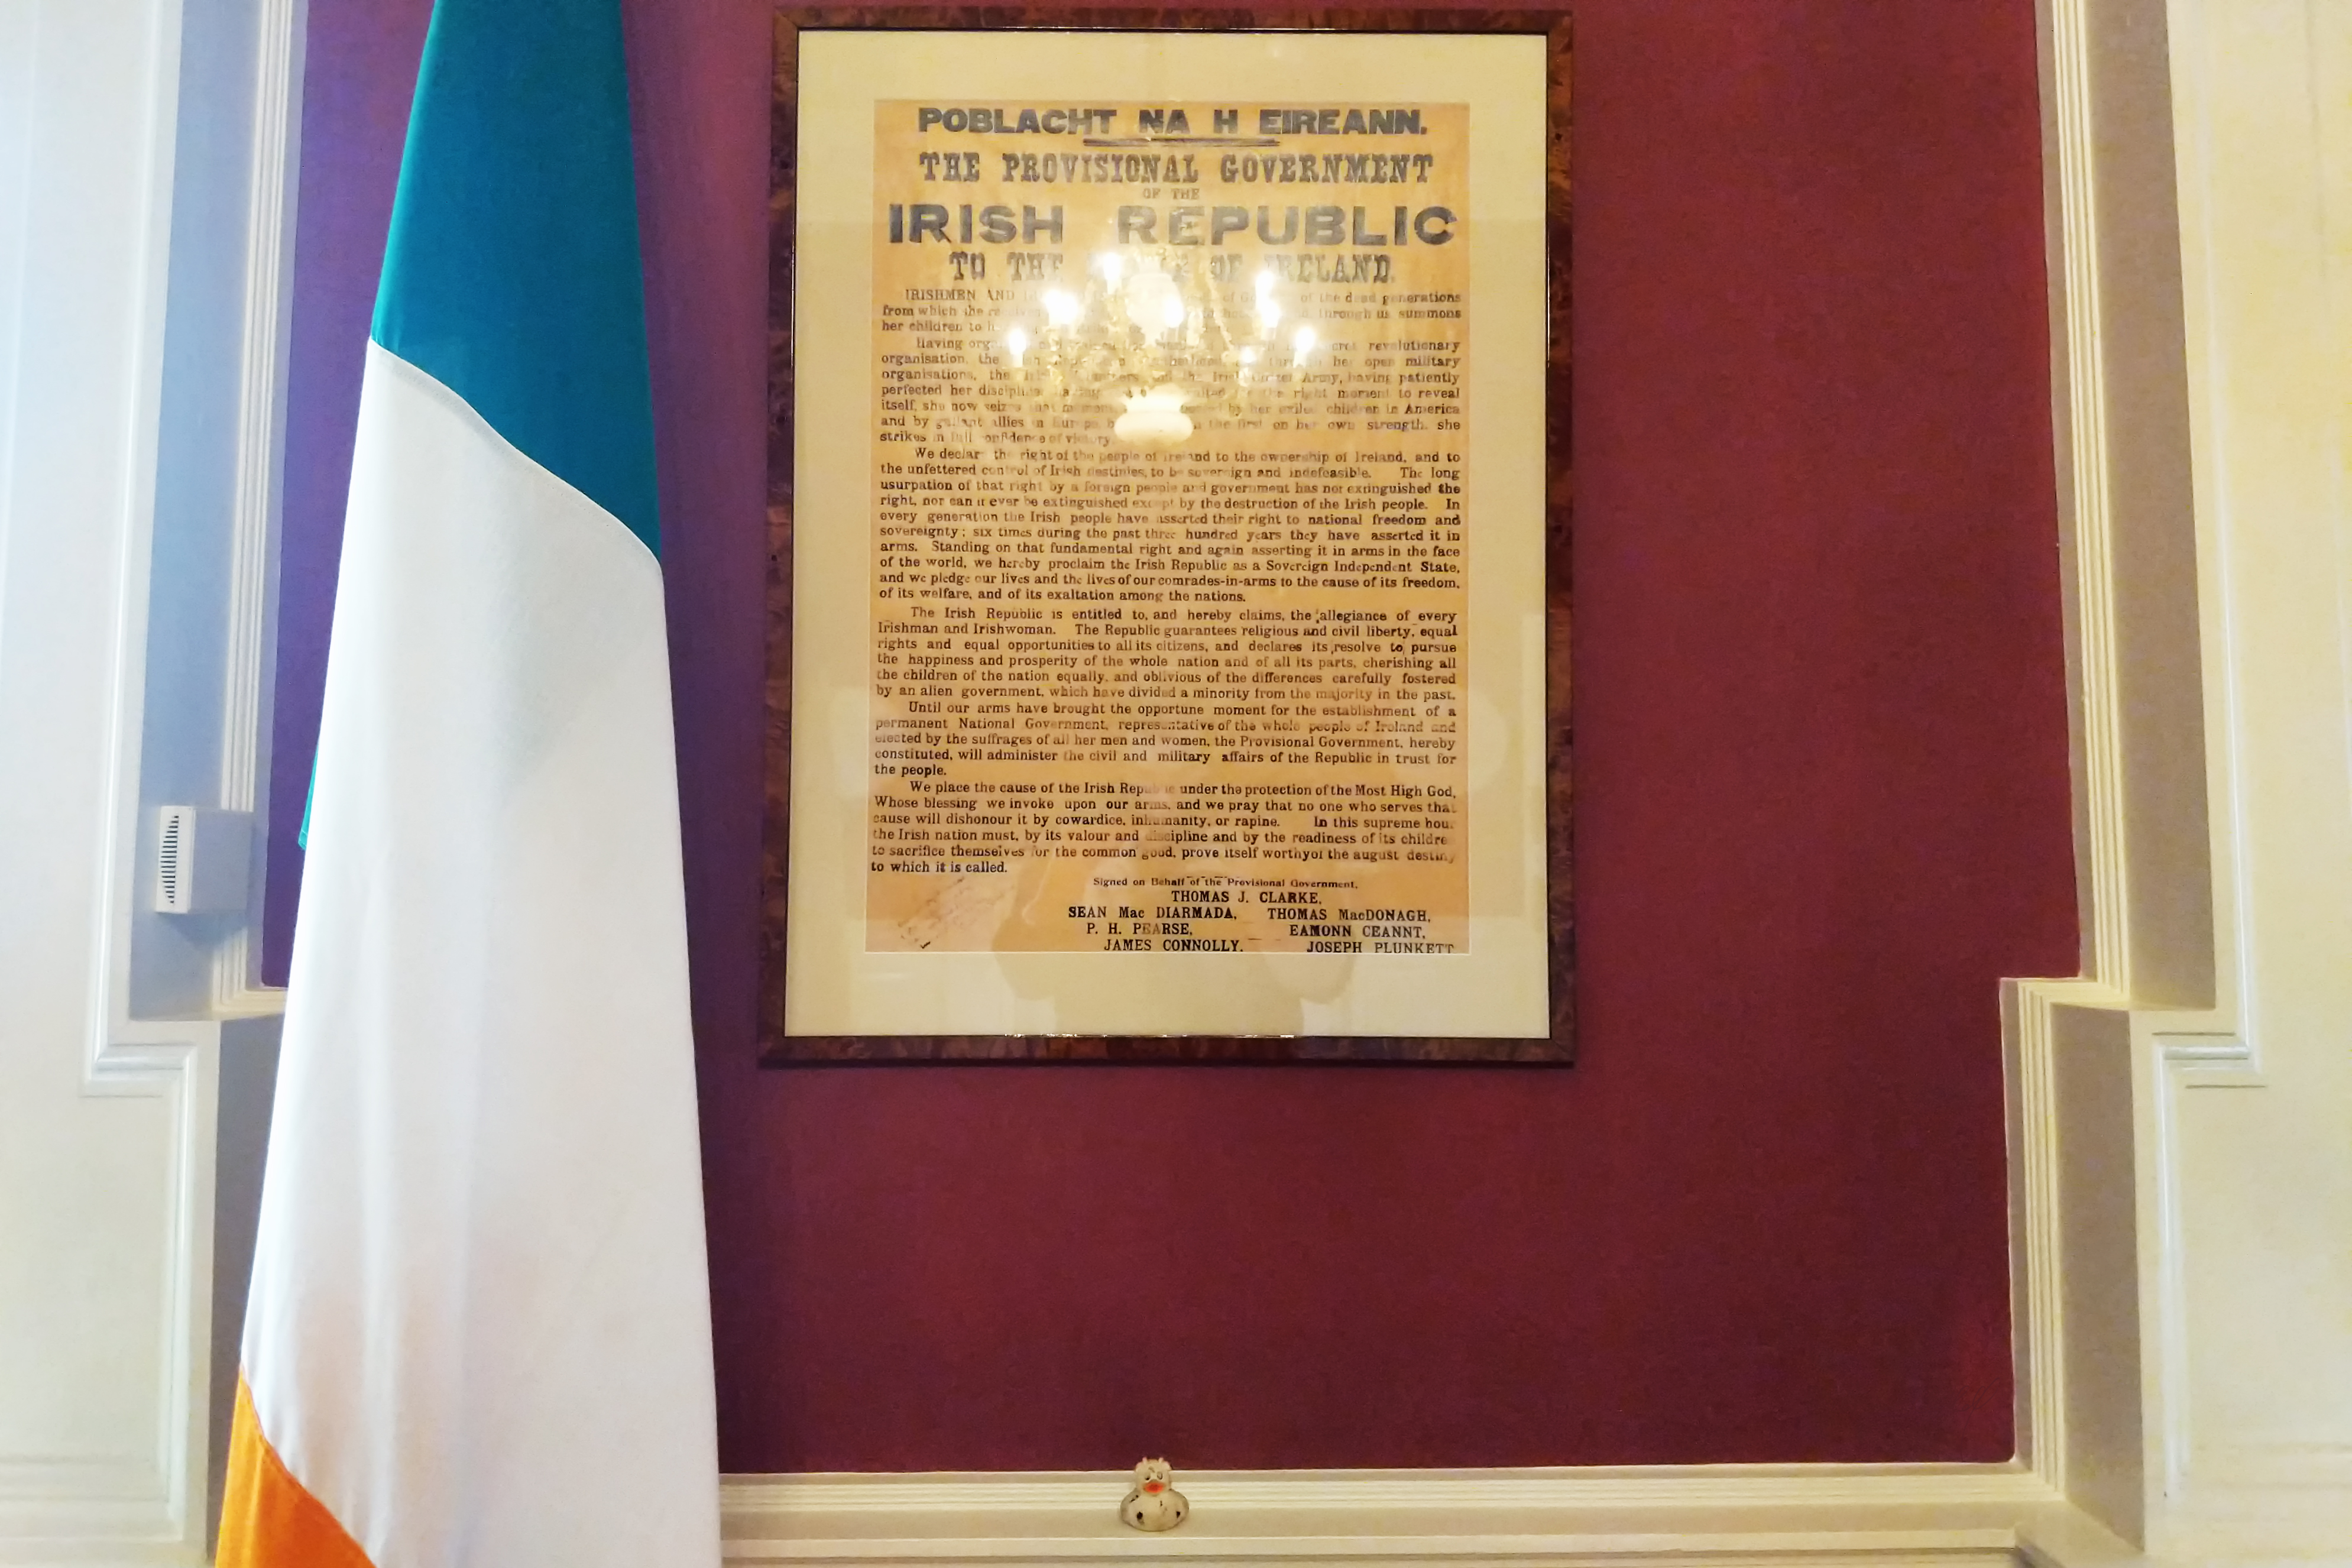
left=999, top=247, right=1318, bottom=446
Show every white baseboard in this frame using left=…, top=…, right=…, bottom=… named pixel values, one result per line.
left=722, top=1466, right=2137, bottom=1566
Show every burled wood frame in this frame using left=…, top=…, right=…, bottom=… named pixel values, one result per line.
left=762, top=7, right=1572, bottom=1062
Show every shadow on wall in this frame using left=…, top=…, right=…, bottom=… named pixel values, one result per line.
left=208, top=1017, right=280, bottom=1543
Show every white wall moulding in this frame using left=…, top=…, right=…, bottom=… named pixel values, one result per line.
left=2137, top=0, right=2352, bottom=1553
left=718, top=1467, right=2135, bottom=1566
left=128, top=0, right=301, bottom=1023
left=2041, top=0, right=2134, bottom=1001
left=2040, top=0, right=2219, bottom=1016
left=209, top=0, right=304, bottom=1016
left=2001, top=978, right=2138, bottom=1536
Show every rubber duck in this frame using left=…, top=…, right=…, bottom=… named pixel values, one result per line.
left=1119, top=1457, right=1188, bottom=1531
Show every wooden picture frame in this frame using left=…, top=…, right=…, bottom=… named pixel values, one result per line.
left=760, top=7, right=1572, bottom=1061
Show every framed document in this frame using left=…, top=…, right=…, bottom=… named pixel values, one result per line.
left=762, top=9, right=1570, bottom=1061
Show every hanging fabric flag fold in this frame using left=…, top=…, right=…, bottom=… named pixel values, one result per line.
left=219, top=0, right=720, bottom=1563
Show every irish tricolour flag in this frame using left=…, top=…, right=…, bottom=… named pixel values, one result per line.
left=217, top=1, right=720, bottom=1564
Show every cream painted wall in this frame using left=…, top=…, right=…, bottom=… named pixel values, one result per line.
left=0, top=0, right=293, bottom=1561
left=0, top=0, right=2345, bottom=1563
left=2132, top=0, right=2352, bottom=1554
left=0, top=1, right=212, bottom=1556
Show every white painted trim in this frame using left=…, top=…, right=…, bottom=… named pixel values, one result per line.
left=719, top=1467, right=2137, bottom=1566
left=2005, top=977, right=2130, bottom=1498
left=210, top=0, right=302, bottom=1018
left=2143, top=1031, right=2192, bottom=1498
left=2137, top=1009, right=2262, bottom=1497
left=738, top=1467, right=2057, bottom=1514
left=2160, top=0, right=2260, bottom=1068
left=2043, top=0, right=2132, bottom=999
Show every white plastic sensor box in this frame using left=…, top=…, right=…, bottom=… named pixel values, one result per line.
left=153, top=806, right=252, bottom=915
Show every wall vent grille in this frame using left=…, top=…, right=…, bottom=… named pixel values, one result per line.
left=151, top=807, right=252, bottom=915
left=156, top=808, right=188, bottom=912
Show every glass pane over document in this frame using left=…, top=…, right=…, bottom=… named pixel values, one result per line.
left=867, top=100, right=1472, bottom=957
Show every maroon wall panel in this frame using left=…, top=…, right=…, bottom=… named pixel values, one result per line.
left=278, top=0, right=2075, bottom=1468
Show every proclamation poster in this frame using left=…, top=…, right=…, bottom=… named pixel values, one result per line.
left=867, top=101, right=1472, bottom=956
left=778, top=30, right=1557, bottom=1047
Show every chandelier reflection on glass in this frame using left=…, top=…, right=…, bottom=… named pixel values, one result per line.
left=999, top=248, right=1319, bottom=448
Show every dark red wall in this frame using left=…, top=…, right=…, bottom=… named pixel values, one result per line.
left=273, top=0, right=2075, bottom=1469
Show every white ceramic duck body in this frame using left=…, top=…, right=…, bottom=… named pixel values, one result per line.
left=1119, top=1457, right=1189, bottom=1531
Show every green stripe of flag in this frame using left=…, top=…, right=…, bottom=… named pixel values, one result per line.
left=371, top=0, right=660, bottom=556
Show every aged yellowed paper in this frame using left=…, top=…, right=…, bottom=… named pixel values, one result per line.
left=788, top=31, right=1548, bottom=1037
left=866, top=100, right=1472, bottom=957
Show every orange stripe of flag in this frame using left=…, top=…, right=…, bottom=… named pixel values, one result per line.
left=216, top=1375, right=375, bottom=1568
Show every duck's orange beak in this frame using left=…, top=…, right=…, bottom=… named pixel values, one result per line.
left=1142, top=1481, right=1165, bottom=1494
